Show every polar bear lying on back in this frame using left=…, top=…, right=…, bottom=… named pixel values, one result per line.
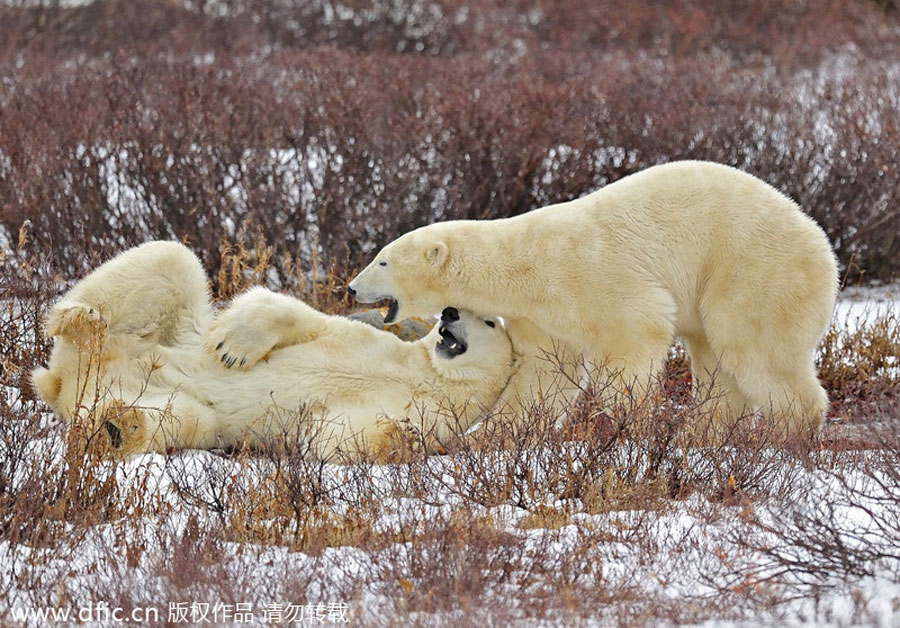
left=31, top=241, right=517, bottom=459
left=349, top=161, right=839, bottom=437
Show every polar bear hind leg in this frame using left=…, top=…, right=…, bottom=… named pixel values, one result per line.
left=701, top=299, right=829, bottom=439
left=44, top=303, right=107, bottom=350
left=727, top=360, right=827, bottom=437
left=44, top=241, right=210, bottom=346
left=93, top=392, right=220, bottom=457
left=683, top=333, right=757, bottom=439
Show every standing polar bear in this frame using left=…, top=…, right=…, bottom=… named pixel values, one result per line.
left=31, top=241, right=517, bottom=459
left=349, top=160, right=839, bottom=436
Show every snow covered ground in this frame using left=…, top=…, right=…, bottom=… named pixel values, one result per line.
left=2, top=446, right=899, bottom=625
left=835, top=285, right=899, bottom=331
left=0, top=287, right=897, bottom=626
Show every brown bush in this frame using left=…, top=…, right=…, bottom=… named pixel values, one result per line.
left=1, top=260, right=898, bottom=623
left=1, top=1, right=899, bottom=283
left=3, top=1, right=897, bottom=66
left=2, top=3, right=900, bottom=625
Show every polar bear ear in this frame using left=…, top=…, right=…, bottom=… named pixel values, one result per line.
left=425, top=242, right=449, bottom=267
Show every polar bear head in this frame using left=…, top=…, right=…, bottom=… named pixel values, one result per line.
left=424, top=306, right=514, bottom=382
left=349, top=223, right=462, bottom=323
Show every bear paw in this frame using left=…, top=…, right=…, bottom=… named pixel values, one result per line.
left=45, top=302, right=107, bottom=347
left=206, top=312, right=280, bottom=370
left=98, top=401, right=148, bottom=458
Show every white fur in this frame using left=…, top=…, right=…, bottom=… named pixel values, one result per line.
left=32, top=241, right=516, bottom=459
left=349, top=161, right=839, bottom=435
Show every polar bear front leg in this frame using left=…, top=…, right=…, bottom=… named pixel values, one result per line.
left=495, top=352, right=584, bottom=419
left=595, top=326, right=675, bottom=415
left=207, top=287, right=329, bottom=369
left=490, top=318, right=584, bottom=422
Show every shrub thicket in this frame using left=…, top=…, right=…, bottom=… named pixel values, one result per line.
left=1, top=0, right=899, bottom=283
left=2, top=3, right=900, bottom=624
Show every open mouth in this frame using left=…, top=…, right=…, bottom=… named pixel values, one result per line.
left=383, top=298, right=399, bottom=324
left=436, top=324, right=467, bottom=358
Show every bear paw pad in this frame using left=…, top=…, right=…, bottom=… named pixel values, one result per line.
left=99, top=401, right=147, bottom=457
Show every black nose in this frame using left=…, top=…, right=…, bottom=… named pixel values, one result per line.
left=441, top=307, right=459, bottom=322
left=347, top=286, right=356, bottom=297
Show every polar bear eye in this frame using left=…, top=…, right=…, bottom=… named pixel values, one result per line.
left=378, top=261, right=387, bottom=267
left=485, top=320, right=495, bottom=328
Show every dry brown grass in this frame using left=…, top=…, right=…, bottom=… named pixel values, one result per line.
left=819, top=303, right=900, bottom=424
left=1, top=1, right=899, bottom=623
left=2, top=233, right=899, bottom=625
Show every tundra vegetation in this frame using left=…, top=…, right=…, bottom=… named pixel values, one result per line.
left=1, top=1, right=899, bottom=624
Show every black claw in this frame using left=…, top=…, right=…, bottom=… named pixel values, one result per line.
left=221, top=353, right=229, bottom=363
left=240, top=358, right=247, bottom=367
left=216, top=341, right=224, bottom=351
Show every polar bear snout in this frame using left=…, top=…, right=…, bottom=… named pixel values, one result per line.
left=347, top=271, right=389, bottom=304
left=436, top=319, right=468, bottom=359
left=347, top=272, right=402, bottom=323
left=441, top=307, right=460, bottom=322
left=346, top=276, right=376, bottom=302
